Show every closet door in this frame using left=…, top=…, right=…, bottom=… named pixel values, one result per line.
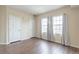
left=9, top=15, right=22, bottom=43
left=41, top=17, right=48, bottom=40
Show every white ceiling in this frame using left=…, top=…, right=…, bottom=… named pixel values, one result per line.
left=8, top=5, right=64, bottom=15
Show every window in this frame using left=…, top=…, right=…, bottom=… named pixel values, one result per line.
left=52, top=16, right=63, bottom=35
left=41, top=17, right=48, bottom=33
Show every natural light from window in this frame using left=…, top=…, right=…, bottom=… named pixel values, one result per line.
left=52, top=15, right=63, bottom=36
left=41, top=17, right=48, bottom=33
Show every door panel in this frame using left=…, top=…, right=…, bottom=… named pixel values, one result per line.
left=9, top=15, right=22, bottom=42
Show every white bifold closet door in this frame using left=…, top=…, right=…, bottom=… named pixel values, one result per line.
left=9, top=15, right=22, bottom=43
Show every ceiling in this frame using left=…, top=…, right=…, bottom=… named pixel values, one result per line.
left=8, top=5, right=64, bottom=15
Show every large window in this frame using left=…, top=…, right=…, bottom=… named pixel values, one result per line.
left=52, top=16, right=63, bottom=35
left=41, top=17, right=48, bottom=33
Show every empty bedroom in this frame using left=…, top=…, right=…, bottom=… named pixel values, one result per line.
left=0, top=5, right=79, bottom=54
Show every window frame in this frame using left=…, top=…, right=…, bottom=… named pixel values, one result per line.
left=41, top=17, right=48, bottom=33
left=52, top=15, right=63, bottom=35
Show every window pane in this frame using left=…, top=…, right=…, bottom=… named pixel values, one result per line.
left=52, top=15, right=63, bottom=36
left=41, top=18, right=47, bottom=32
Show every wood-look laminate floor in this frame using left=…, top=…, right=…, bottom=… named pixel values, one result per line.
left=0, top=38, right=79, bottom=54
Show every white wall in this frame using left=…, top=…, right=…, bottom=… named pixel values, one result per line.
left=0, top=6, right=7, bottom=44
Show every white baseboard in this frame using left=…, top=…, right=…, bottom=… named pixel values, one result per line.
left=0, top=43, right=9, bottom=45
left=70, top=44, right=79, bottom=49
left=4, top=37, right=35, bottom=44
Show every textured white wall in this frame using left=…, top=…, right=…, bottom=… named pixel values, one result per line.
left=0, top=6, right=7, bottom=44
